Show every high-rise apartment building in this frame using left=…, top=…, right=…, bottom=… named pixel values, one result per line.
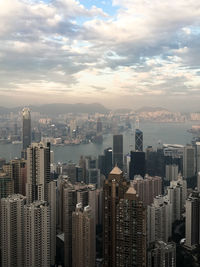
left=116, top=186, right=147, bottom=267
left=0, top=172, right=14, bottom=199
left=147, top=195, right=172, bottom=246
left=185, top=191, right=200, bottom=248
left=1, top=194, right=26, bottom=267
left=24, top=201, right=51, bottom=267
left=165, top=164, right=179, bottom=181
left=167, top=176, right=187, bottom=222
left=57, top=176, right=97, bottom=267
left=48, top=181, right=57, bottom=266
left=135, top=129, right=143, bottom=152
left=113, top=135, right=123, bottom=170
left=3, top=159, right=26, bottom=195
left=129, top=151, right=146, bottom=179
left=22, top=107, right=31, bottom=150
left=103, top=166, right=129, bottom=267
left=72, top=204, right=95, bottom=267
left=26, top=142, right=50, bottom=203
left=148, top=241, right=176, bottom=267
left=131, top=175, right=162, bottom=206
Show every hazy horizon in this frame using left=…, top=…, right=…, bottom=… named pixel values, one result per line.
left=1, top=0, right=200, bottom=110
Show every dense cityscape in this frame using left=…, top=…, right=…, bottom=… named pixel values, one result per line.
left=0, top=106, right=200, bottom=267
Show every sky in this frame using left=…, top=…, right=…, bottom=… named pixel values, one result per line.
left=0, top=0, right=200, bottom=110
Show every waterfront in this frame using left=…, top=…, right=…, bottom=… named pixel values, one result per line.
left=0, top=122, right=195, bottom=163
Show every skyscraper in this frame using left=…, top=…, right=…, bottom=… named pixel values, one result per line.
left=167, top=176, right=187, bottom=222
left=48, top=181, right=57, bottom=266
left=72, top=204, right=95, bottom=267
left=148, top=241, right=176, bottom=267
left=183, top=145, right=195, bottom=178
left=185, top=191, right=200, bottom=248
left=131, top=175, right=162, bottom=206
left=165, top=164, right=179, bottom=181
left=3, top=159, right=26, bottom=195
left=129, top=151, right=146, bottom=179
left=26, top=142, right=50, bottom=203
left=103, top=166, right=129, bottom=266
left=147, top=195, right=172, bottom=245
left=24, top=201, right=51, bottom=267
left=58, top=177, right=97, bottom=267
left=135, top=129, right=143, bottom=152
left=116, top=186, right=147, bottom=267
left=22, top=108, right=31, bottom=150
left=1, top=194, right=26, bottom=267
left=0, top=172, right=14, bottom=198
left=113, top=134, right=123, bottom=170
left=104, top=147, right=113, bottom=178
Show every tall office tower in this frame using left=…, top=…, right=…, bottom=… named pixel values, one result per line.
left=116, top=186, right=147, bottom=267
left=62, top=163, right=77, bottom=183
left=146, top=147, right=157, bottom=176
left=26, top=142, right=50, bottom=203
left=124, top=153, right=131, bottom=179
left=135, top=129, right=143, bottom=152
left=104, top=148, right=113, bottom=177
left=72, top=204, right=95, bottom=267
left=86, top=168, right=101, bottom=187
left=0, top=172, right=14, bottom=198
left=96, top=188, right=103, bottom=225
left=131, top=175, right=162, bottom=206
left=70, top=119, right=76, bottom=137
left=165, top=164, right=179, bottom=181
left=75, top=165, right=83, bottom=182
left=167, top=176, right=187, bottom=222
left=113, top=134, right=123, bottom=170
left=97, top=118, right=103, bottom=133
left=98, top=154, right=106, bottom=176
left=147, top=195, right=172, bottom=246
left=48, top=181, right=56, bottom=266
left=3, top=159, right=26, bottom=195
left=24, top=201, right=51, bottom=267
left=198, top=172, right=200, bottom=191
left=183, top=145, right=195, bottom=178
left=103, top=166, right=129, bottom=267
left=185, top=191, right=200, bottom=248
left=148, top=241, right=176, bottom=267
left=195, top=142, right=200, bottom=174
left=85, top=156, right=97, bottom=169
left=1, top=194, right=26, bottom=267
left=129, top=151, right=146, bottom=179
left=22, top=107, right=31, bottom=150
left=98, top=148, right=113, bottom=178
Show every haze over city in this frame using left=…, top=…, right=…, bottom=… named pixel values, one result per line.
left=0, top=0, right=200, bottom=110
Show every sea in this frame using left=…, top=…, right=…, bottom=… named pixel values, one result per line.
left=0, top=122, right=197, bottom=164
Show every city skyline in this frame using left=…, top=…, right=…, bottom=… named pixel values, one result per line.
left=0, top=0, right=200, bottom=110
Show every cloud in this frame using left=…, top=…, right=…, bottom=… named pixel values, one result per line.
left=0, top=0, right=200, bottom=109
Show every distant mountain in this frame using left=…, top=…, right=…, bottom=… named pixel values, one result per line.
left=136, top=106, right=168, bottom=113
left=113, top=108, right=133, bottom=114
left=0, top=103, right=109, bottom=115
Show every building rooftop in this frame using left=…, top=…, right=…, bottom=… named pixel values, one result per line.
left=110, top=166, right=122, bottom=175
left=126, top=186, right=137, bottom=195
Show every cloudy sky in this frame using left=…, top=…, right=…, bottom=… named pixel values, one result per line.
left=0, top=0, right=200, bottom=110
